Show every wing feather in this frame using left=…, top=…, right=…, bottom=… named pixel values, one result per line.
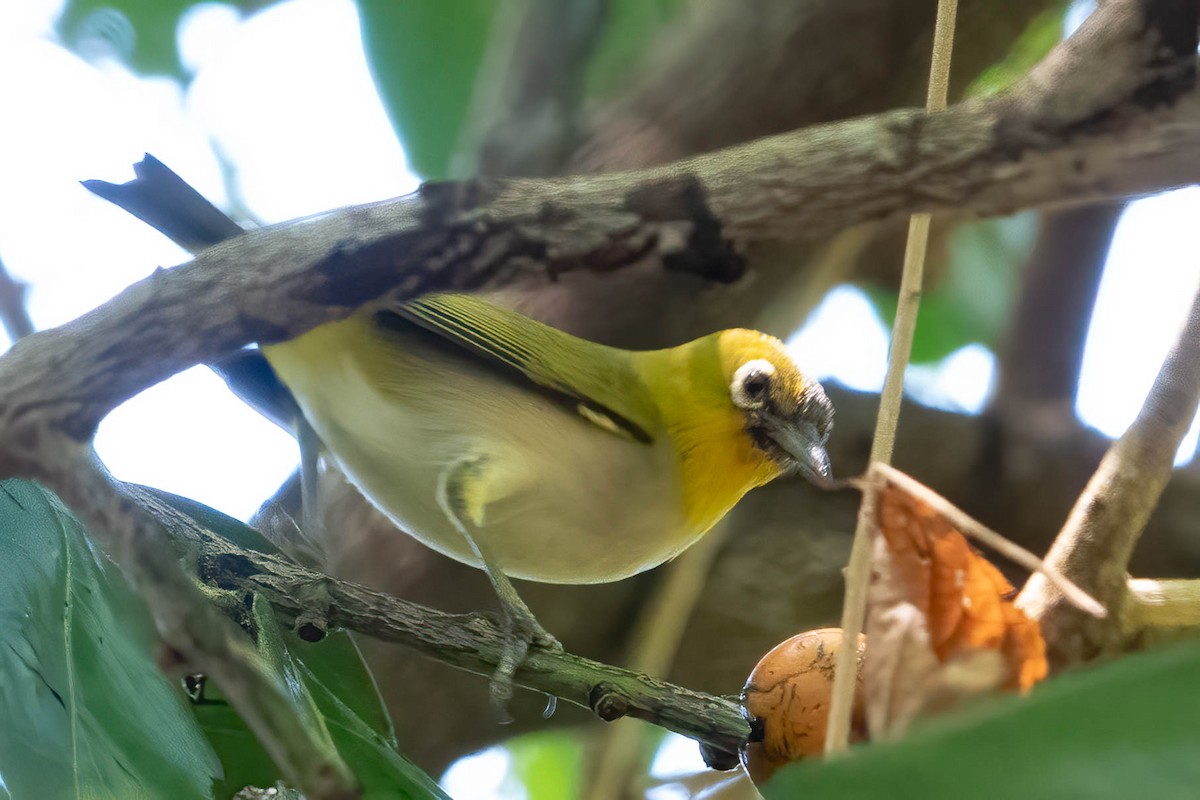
left=378, top=294, right=659, bottom=444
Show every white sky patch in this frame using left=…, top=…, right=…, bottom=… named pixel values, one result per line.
left=906, top=343, right=996, bottom=414
left=787, top=285, right=996, bottom=414
left=0, top=0, right=64, bottom=41
left=177, top=3, right=244, bottom=75
left=788, top=285, right=889, bottom=393
left=440, top=746, right=511, bottom=800
left=649, top=733, right=708, bottom=778
left=0, top=38, right=221, bottom=326
left=1065, top=0, right=1096, bottom=36
left=644, top=734, right=720, bottom=800
left=1077, top=188, right=1200, bottom=462
left=185, top=0, right=418, bottom=223
left=94, top=367, right=298, bottom=520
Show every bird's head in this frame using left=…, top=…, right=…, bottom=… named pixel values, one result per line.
left=716, top=330, right=834, bottom=487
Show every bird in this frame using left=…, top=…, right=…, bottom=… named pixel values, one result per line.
left=82, top=156, right=834, bottom=711
left=258, top=292, right=834, bottom=709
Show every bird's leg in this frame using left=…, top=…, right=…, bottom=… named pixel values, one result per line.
left=437, top=459, right=562, bottom=716
left=297, top=415, right=326, bottom=548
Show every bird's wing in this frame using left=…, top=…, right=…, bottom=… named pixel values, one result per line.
left=380, top=293, right=660, bottom=444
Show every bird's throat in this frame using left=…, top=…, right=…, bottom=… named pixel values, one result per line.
left=671, top=408, right=781, bottom=534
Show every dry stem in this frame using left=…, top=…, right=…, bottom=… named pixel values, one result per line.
left=826, top=0, right=959, bottom=756
left=1018, top=273, right=1200, bottom=666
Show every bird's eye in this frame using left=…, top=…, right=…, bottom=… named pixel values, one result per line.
left=732, top=359, right=776, bottom=410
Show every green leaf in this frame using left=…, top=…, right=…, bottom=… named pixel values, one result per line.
left=0, top=480, right=220, bottom=798
left=354, top=0, right=684, bottom=179
left=193, top=601, right=444, bottom=799
left=0, top=480, right=443, bottom=798
left=354, top=0, right=496, bottom=180
left=504, top=731, right=585, bottom=800
left=57, top=0, right=258, bottom=77
left=164, top=499, right=446, bottom=799
left=140, top=485, right=281, bottom=556
left=866, top=212, right=1037, bottom=364
left=764, top=640, right=1200, bottom=799
left=968, top=3, right=1069, bottom=98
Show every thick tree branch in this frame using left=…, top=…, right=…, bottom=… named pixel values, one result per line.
left=1018, top=275, right=1200, bottom=667
left=128, top=488, right=751, bottom=762
left=0, top=3, right=1196, bottom=464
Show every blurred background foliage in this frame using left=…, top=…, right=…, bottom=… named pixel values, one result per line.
left=8, top=0, right=1198, bottom=797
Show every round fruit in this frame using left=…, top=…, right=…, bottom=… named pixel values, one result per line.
left=740, top=628, right=867, bottom=782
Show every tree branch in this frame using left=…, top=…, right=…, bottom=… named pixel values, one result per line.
left=129, top=487, right=751, bottom=762
left=0, top=1, right=1194, bottom=465
left=1125, top=578, right=1200, bottom=632
left=1018, top=273, right=1200, bottom=667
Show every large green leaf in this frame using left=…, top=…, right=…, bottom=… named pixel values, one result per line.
left=867, top=212, right=1037, bottom=364
left=0, top=480, right=443, bottom=798
left=354, top=0, right=496, bottom=180
left=0, top=480, right=220, bottom=798
left=141, top=486, right=281, bottom=556
left=764, top=639, right=1200, bottom=799
left=190, top=598, right=446, bottom=800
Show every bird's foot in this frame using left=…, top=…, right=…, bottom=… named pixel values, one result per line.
left=490, top=602, right=562, bottom=721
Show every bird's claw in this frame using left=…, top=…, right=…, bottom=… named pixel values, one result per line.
left=490, top=604, right=562, bottom=720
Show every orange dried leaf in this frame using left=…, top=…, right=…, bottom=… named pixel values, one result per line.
left=875, top=482, right=1046, bottom=690
left=864, top=473, right=1048, bottom=739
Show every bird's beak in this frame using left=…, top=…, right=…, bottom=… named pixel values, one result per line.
left=764, top=417, right=832, bottom=487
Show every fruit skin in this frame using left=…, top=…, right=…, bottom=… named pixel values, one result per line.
left=740, top=628, right=868, bottom=783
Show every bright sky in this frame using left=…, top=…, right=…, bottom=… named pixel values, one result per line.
left=2, top=0, right=1199, bottom=795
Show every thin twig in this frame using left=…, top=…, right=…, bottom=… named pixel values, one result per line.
left=1018, top=273, right=1200, bottom=667
left=864, top=463, right=1105, bottom=618
left=825, top=0, right=959, bottom=756
left=1124, top=578, right=1200, bottom=631
left=128, top=487, right=752, bottom=761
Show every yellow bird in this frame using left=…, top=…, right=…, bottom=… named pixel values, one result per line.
left=260, top=293, right=833, bottom=705
left=82, top=158, right=833, bottom=709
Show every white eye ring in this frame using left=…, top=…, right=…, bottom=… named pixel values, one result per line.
left=732, top=359, right=776, bottom=410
